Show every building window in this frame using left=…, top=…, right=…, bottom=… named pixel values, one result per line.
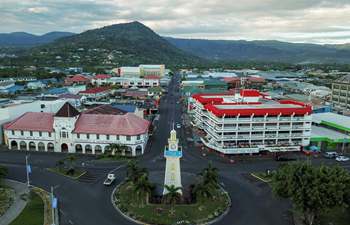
left=61, top=131, right=68, bottom=138
left=96, top=134, right=100, bottom=139
left=30, top=131, right=33, bottom=136
left=137, top=135, right=141, bottom=140
left=87, top=134, right=90, bottom=139
left=77, top=134, right=80, bottom=139
left=116, top=135, right=120, bottom=140
left=11, top=130, right=15, bottom=135
left=126, top=135, right=131, bottom=141
left=21, top=131, right=24, bottom=136
left=39, top=131, right=42, bottom=137
left=48, top=132, right=51, bottom=137
left=106, top=135, right=110, bottom=140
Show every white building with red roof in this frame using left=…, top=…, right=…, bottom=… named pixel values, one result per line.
left=64, top=74, right=91, bottom=86
left=91, top=74, right=112, bottom=86
left=191, top=89, right=312, bottom=154
left=4, top=102, right=150, bottom=156
left=78, top=87, right=112, bottom=101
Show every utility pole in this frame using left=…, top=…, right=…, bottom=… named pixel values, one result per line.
left=25, top=155, right=30, bottom=187
left=51, top=186, right=55, bottom=225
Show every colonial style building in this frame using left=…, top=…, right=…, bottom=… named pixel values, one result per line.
left=191, top=90, right=312, bottom=154
left=4, top=103, right=150, bottom=156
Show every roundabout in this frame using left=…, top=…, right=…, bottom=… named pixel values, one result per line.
left=112, top=175, right=231, bottom=225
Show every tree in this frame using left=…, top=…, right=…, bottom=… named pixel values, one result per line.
left=164, top=185, right=182, bottom=205
left=108, top=144, right=127, bottom=156
left=134, top=173, right=153, bottom=205
left=201, top=162, right=219, bottom=190
left=126, top=160, right=147, bottom=184
left=192, top=182, right=213, bottom=200
left=66, top=155, right=77, bottom=175
left=271, top=162, right=350, bottom=225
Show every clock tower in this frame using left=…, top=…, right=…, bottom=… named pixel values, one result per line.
left=163, top=127, right=182, bottom=195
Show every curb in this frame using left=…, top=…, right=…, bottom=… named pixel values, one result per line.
left=250, top=173, right=270, bottom=183
left=111, top=182, right=231, bottom=225
left=110, top=182, right=147, bottom=225
left=46, top=168, right=87, bottom=180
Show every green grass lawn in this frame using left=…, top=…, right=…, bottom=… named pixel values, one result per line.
left=115, top=182, right=230, bottom=225
left=10, top=191, right=44, bottom=225
left=95, top=154, right=134, bottom=162
left=48, top=167, right=86, bottom=179
left=319, top=207, right=350, bottom=225
left=0, top=187, right=14, bottom=216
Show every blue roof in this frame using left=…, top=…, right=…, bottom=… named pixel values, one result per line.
left=111, top=104, right=136, bottom=112
left=45, top=87, right=68, bottom=95
left=2, top=85, right=25, bottom=94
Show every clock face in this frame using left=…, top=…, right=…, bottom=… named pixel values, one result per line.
left=170, top=143, right=177, bottom=150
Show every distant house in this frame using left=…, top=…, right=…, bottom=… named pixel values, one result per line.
left=91, top=74, right=112, bottom=86
left=27, top=81, right=46, bottom=89
left=112, top=103, right=144, bottom=118
left=0, top=81, right=15, bottom=91
left=64, top=74, right=91, bottom=86
left=78, top=87, right=111, bottom=101
left=45, top=87, right=68, bottom=95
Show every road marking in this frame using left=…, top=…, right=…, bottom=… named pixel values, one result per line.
left=68, top=219, right=74, bottom=225
left=108, top=164, right=126, bottom=174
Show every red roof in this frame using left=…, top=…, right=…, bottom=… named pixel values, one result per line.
left=240, top=89, right=261, bottom=97
left=66, top=74, right=90, bottom=82
left=248, top=76, right=265, bottom=82
left=73, top=113, right=150, bottom=135
left=223, top=77, right=240, bottom=83
left=94, top=74, right=111, bottom=80
left=204, top=101, right=312, bottom=117
left=144, top=75, right=160, bottom=80
left=192, top=93, right=232, bottom=104
left=79, top=87, right=111, bottom=94
left=4, top=112, right=54, bottom=132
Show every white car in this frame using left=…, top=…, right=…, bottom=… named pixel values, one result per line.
left=176, top=123, right=181, bottom=129
left=335, top=156, right=350, bottom=162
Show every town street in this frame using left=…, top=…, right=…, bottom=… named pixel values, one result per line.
left=1, top=74, right=350, bottom=225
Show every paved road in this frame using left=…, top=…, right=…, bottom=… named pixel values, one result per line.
left=1, top=73, right=350, bottom=225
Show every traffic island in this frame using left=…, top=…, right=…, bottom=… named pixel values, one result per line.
left=47, top=167, right=86, bottom=179
left=112, top=181, right=231, bottom=225
left=0, top=186, right=15, bottom=217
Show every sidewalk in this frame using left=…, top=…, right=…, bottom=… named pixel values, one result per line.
left=0, top=180, right=29, bottom=225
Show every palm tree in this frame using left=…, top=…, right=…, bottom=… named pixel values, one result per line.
left=0, top=166, right=8, bottom=186
left=126, top=161, right=148, bottom=184
left=201, top=162, right=219, bottom=190
left=192, top=182, right=213, bottom=200
left=164, top=185, right=182, bottom=205
left=66, top=155, right=77, bottom=175
left=134, top=173, right=153, bottom=205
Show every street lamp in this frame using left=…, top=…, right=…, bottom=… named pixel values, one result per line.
left=51, top=185, right=60, bottom=225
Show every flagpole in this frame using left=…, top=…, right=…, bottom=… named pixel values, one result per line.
left=25, top=155, right=30, bottom=187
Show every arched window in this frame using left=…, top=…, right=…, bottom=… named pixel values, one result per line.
left=95, top=145, right=102, bottom=154
left=47, top=142, right=54, bottom=152
left=28, top=142, right=36, bottom=151
left=10, top=140, right=18, bottom=150
left=85, top=144, right=92, bottom=154
left=75, top=144, right=83, bottom=153
left=38, top=142, right=45, bottom=151
left=20, top=141, right=27, bottom=150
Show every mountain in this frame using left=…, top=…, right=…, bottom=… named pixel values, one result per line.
left=20, top=21, right=202, bottom=67
left=165, top=37, right=350, bottom=64
left=0, top=31, right=74, bottom=46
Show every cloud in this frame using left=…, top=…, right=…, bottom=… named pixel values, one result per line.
left=0, top=0, right=349, bottom=44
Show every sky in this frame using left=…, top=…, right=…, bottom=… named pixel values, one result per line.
left=1, top=0, right=349, bottom=44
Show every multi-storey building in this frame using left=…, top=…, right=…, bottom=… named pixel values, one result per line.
left=331, top=75, right=350, bottom=112
left=4, top=102, right=150, bottom=156
left=191, top=90, right=312, bottom=154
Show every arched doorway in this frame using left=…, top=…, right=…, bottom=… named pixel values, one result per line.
left=38, top=142, right=45, bottom=151
left=85, top=145, right=92, bottom=154
left=104, top=146, right=111, bottom=155
left=125, top=146, right=133, bottom=157
left=135, top=145, right=143, bottom=156
left=75, top=144, right=83, bottom=153
left=29, top=142, right=36, bottom=151
left=10, top=140, right=18, bottom=150
left=19, top=141, right=27, bottom=150
left=95, top=145, right=102, bottom=155
left=61, top=143, right=68, bottom=153
left=47, top=143, right=54, bottom=152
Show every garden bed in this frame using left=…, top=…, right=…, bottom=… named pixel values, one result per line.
left=0, top=187, right=14, bottom=217
left=48, top=167, right=86, bottom=179
left=114, top=181, right=230, bottom=225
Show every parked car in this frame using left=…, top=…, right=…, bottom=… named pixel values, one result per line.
left=103, top=173, right=116, bottom=186
left=335, top=155, right=350, bottom=162
left=176, top=123, right=181, bottom=129
left=323, top=151, right=338, bottom=159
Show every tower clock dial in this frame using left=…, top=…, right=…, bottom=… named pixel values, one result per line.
left=170, top=143, right=177, bottom=150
